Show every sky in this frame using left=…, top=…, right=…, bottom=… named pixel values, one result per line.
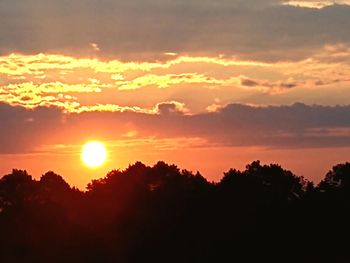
left=1, top=0, right=350, bottom=188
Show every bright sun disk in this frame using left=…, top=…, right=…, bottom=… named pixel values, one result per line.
left=82, top=141, right=107, bottom=168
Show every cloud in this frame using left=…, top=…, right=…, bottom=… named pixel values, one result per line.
left=116, top=73, right=223, bottom=90
left=90, top=43, right=100, bottom=52
left=1, top=52, right=350, bottom=114
left=156, top=101, right=189, bottom=115
left=0, top=81, right=103, bottom=111
left=239, top=75, right=298, bottom=93
left=0, top=1, right=350, bottom=61
left=240, top=78, right=260, bottom=87
left=283, top=1, right=350, bottom=8
left=0, top=103, right=64, bottom=154
left=1, top=102, right=350, bottom=154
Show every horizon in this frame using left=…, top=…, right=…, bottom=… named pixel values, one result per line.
left=1, top=154, right=348, bottom=190
left=2, top=159, right=349, bottom=190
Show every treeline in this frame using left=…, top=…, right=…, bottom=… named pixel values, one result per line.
left=0, top=161, right=349, bottom=263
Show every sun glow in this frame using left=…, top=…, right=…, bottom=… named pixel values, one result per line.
left=81, top=141, right=107, bottom=168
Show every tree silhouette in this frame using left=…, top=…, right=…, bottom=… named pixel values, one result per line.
left=0, top=169, right=33, bottom=203
left=0, top=161, right=350, bottom=262
left=220, top=161, right=307, bottom=206
left=319, top=162, right=350, bottom=194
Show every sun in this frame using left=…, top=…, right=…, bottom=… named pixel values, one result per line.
left=81, top=141, right=107, bottom=168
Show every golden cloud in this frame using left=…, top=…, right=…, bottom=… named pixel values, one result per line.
left=282, top=1, right=350, bottom=8
left=0, top=49, right=350, bottom=113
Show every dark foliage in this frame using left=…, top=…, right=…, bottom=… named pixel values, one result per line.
left=0, top=161, right=349, bottom=263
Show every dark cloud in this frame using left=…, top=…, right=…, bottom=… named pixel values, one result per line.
left=279, top=82, right=297, bottom=89
left=241, top=78, right=259, bottom=87
left=240, top=76, right=298, bottom=91
left=0, top=1, right=350, bottom=61
left=1, top=102, right=350, bottom=154
left=0, top=103, right=63, bottom=153
left=156, top=101, right=187, bottom=115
